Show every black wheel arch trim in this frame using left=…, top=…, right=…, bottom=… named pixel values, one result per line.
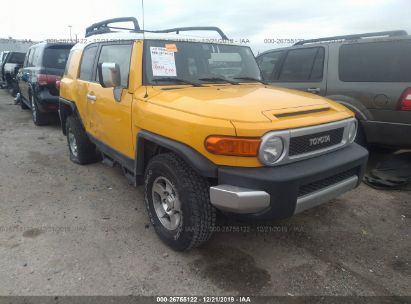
left=136, top=130, right=218, bottom=180
left=59, top=97, right=81, bottom=135
left=326, top=95, right=372, bottom=121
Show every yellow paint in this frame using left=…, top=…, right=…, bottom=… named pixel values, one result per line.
left=60, top=40, right=354, bottom=168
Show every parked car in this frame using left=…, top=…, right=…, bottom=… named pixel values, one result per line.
left=0, top=51, right=25, bottom=93
left=19, top=42, right=74, bottom=125
left=256, top=30, right=411, bottom=149
left=2, top=52, right=26, bottom=96
left=0, top=51, right=10, bottom=87
left=59, top=17, right=368, bottom=251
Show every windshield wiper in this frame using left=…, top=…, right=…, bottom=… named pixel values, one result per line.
left=232, top=76, right=268, bottom=85
left=198, top=77, right=239, bottom=85
left=152, top=77, right=204, bottom=87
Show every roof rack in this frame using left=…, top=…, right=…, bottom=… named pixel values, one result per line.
left=146, top=27, right=229, bottom=40
left=85, top=17, right=140, bottom=38
left=294, top=30, right=408, bottom=46
left=85, top=17, right=229, bottom=40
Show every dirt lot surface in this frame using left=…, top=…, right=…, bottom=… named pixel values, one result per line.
left=0, top=90, right=409, bottom=296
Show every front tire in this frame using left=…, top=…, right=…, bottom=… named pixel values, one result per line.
left=20, top=98, right=29, bottom=109
left=66, top=116, right=100, bottom=165
left=144, top=153, right=216, bottom=251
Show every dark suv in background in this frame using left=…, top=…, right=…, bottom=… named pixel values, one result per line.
left=257, top=30, right=411, bottom=149
left=19, top=42, right=74, bottom=125
left=0, top=51, right=26, bottom=95
left=0, top=51, right=10, bottom=86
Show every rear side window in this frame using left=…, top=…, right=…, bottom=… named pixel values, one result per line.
left=277, top=47, right=324, bottom=82
left=96, top=44, right=133, bottom=88
left=257, top=51, right=284, bottom=81
left=43, top=46, right=72, bottom=69
left=339, top=40, right=411, bottom=82
left=79, top=45, right=98, bottom=81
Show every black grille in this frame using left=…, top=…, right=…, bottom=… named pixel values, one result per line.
left=289, top=128, right=344, bottom=156
left=298, top=168, right=358, bottom=197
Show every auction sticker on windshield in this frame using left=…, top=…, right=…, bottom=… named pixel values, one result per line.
left=150, top=47, right=177, bottom=77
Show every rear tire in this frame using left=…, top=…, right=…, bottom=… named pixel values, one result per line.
left=20, top=97, right=29, bottom=109
left=7, top=81, right=18, bottom=97
left=31, top=94, right=49, bottom=126
left=66, top=116, right=100, bottom=165
left=144, top=153, right=216, bottom=251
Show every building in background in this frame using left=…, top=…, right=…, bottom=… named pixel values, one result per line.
left=0, top=38, right=36, bottom=53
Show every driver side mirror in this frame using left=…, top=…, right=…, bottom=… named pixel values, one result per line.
left=97, top=62, right=123, bottom=102
left=98, top=62, right=121, bottom=88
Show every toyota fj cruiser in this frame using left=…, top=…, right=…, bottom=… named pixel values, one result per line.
left=59, top=18, right=368, bottom=251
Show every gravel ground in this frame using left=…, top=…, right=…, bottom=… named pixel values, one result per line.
left=0, top=90, right=409, bottom=296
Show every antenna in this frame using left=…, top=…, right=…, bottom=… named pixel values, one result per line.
left=141, top=0, right=145, bottom=33
left=142, top=0, right=148, bottom=98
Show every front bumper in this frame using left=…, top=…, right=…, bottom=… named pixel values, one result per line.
left=210, top=143, right=368, bottom=220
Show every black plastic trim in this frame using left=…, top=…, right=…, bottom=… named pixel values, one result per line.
left=87, top=132, right=135, bottom=172
left=136, top=130, right=218, bottom=178
left=218, top=143, right=368, bottom=220
left=58, top=97, right=78, bottom=135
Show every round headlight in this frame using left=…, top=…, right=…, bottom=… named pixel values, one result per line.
left=258, top=135, right=284, bottom=165
left=348, top=120, right=358, bottom=143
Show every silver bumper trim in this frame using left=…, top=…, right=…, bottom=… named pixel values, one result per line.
left=294, top=175, right=359, bottom=214
left=210, top=185, right=270, bottom=214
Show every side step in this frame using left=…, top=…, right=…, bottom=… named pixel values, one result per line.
left=102, top=154, right=136, bottom=186
left=102, top=154, right=115, bottom=167
left=122, top=167, right=136, bottom=186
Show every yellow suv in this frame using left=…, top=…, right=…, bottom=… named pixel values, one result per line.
left=59, top=18, right=368, bottom=251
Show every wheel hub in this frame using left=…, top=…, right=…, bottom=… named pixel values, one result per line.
left=68, top=129, right=78, bottom=157
left=152, top=177, right=181, bottom=231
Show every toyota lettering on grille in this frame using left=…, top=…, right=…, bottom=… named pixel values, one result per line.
left=309, top=135, right=331, bottom=146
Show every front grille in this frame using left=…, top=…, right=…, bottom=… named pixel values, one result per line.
left=298, top=168, right=357, bottom=197
left=289, top=128, right=344, bottom=156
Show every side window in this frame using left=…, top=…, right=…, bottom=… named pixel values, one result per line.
left=32, top=48, right=41, bottom=67
left=257, top=51, right=284, bottom=81
left=339, top=41, right=411, bottom=82
left=79, top=45, right=98, bottom=81
left=277, top=47, right=324, bottom=82
left=27, top=48, right=36, bottom=67
left=96, top=44, right=133, bottom=88
left=24, top=49, right=31, bottom=67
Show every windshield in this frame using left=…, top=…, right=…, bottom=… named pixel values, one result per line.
left=8, top=52, right=25, bottom=64
left=144, top=40, right=262, bottom=85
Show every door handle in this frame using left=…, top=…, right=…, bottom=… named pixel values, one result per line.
left=307, top=87, right=321, bottom=94
left=87, top=94, right=97, bottom=101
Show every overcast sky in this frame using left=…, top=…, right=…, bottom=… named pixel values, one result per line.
left=2, top=0, right=410, bottom=53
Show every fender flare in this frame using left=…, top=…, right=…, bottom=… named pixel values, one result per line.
left=135, top=130, right=218, bottom=180
left=326, top=94, right=372, bottom=121
left=59, top=97, right=78, bottom=135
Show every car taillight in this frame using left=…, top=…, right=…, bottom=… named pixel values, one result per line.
left=37, top=74, right=61, bottom=87
left=399, top=88, right=411, bottom=111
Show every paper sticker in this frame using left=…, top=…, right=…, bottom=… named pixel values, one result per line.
left=165, top=43, right=178, bottom=52
left=150, top=47, right=177, bottom=77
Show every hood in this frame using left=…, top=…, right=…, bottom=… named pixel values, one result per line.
left=148, top=85, right=344, bottom=122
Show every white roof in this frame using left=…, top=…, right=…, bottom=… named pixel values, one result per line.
left=72, top=31, right=240, bottom=50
